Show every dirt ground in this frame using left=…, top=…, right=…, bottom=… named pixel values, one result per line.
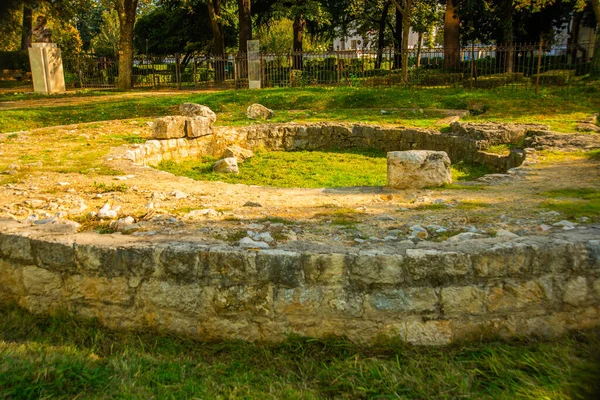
left=1, top=117, right=599, bottom=249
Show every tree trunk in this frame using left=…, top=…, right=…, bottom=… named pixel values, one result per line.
left=400, top=2, right=411, bottom=83
left=591, top=0, right=600, bottom=75
left=496, top=0, right=513, bottom=73
left=416, top=31, right=423, bottom=68
left=238, top=0, right=252, bottom=52
left=292, top=13, right=305, bottom=70
left=21, top=6, right=32, bottom=50
left=393, top=6, right=402, bottom=69
left=116, top=0, right=138, bottom=90
left=207, top=0, right=226, bottom=83
left=568, top=12, right=583, bottom=64
left=443, top=0, right=460, bottom=70
left=376, top=1, right=391, bottom=70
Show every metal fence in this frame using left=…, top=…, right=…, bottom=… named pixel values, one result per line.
left=64, top=41, right=598, bottom=90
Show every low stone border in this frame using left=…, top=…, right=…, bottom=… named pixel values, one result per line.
left=1, top=220, right=598, bottom=345
left=124, top=122, right=527, bottom=173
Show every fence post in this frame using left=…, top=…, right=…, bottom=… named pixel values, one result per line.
left=152, top=55, right=156, bottom=88
left=193, top=54, right=197, bottom=89
left=536, top=40, right=543, bottom=95
left=470, top=43, right=474, bottom=89
left=77, top=55, right=84, bottom=88
left=176, top=53, right=181, bottom=90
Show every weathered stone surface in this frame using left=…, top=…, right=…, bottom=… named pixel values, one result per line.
left=0, top=234, right=33, bottom=263
left=247, top=103, right=274, bottom=120
left=185, top=116, right=213, bottom=138
left=442, top=286, right=485, bottom=315
left=302, top=253, right=346, bottom=285
left=213, top=157, right=239, bottom=174
left=179, top=103, right=217, bottom=124
left=67, top=275, right=132, bottom=305
left=487, top=281, right=547, bottom=313
left=387, top=150, right=452, bottom=189
left=368, top=288, right=438, bottom=314
left=21, top=265, right=62, bottom=297
left=31, top=239, right=76, bottom=272
left=152, top=116, right=187, bottom=139
left=450, top=122, right=539, bottom=148
left=562, top=276, right=588, bottom=306
left=223, top=146, right=254, bottom=162
left=1, top=229, right=600, bottom=345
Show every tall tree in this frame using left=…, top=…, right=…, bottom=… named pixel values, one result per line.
left=443, top=0, right=460, bottom=69
left=114, top=0, right=139, bottom=90
left=206, top=0, right=226, bottom=81
left=238, top=0, right=251, bottom=52
left=390, top=0, right=414, bottom=82
left=20, top=6, right=33, bottom=49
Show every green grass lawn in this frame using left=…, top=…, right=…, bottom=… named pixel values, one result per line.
left=1, top=85, right=598, bottom=133
left=1, top=304, right=598, bottom=399
left=157, top=150, right=492, bottom=188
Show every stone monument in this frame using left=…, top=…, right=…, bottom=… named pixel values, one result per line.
left=28, top=16, right=66, bottom=94
left=247, top=40, right=261, bottom=89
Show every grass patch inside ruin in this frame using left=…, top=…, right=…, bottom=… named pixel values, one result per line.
left=157, top=150, right=491, bottom=188
left=539, top=188, right=600, bottom=219
left=1, top=303, right=599, bottom=399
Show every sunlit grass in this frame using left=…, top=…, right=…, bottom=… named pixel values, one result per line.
left=157, top=150, right=492, bottom=188
left=0, top=303, right=599, bottom=399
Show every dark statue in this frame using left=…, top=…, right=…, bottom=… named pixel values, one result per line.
left=32, top=16, right=52, bottom=43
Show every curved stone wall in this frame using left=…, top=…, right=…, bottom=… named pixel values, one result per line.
left=124, top=123, right=526, bottom=173
left=1, top=223, right=599, bottom=345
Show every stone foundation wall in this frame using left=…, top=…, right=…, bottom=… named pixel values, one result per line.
left=124, top=123, right=525, bottom=172
left=1, top=225, right=599, bottom=345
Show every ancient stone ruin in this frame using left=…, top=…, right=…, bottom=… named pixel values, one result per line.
left=1, top=103, right=599, bottom=345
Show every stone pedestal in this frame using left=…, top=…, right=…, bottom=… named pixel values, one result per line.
left=387, top=150, right=452, bottom=189
left=28, top=43, right=66, bottom=94
left=247, top=40, right=261, bottom=89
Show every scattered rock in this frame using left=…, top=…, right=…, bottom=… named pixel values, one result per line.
left=374, top=214, right=395, bottom=221
left=409, top=225, right=429, bottom=240
left=213, top=157, right=239, bottom=174
left=553, top=220, right=577, bottom=230
left=238, top=237, right=270, bottom=249
left=387, top=150, right=452, bottom=189
left=495, top=229, right=519, bottom=239
left=537, top=224, right=552, bottom=232
left=183, top=209, right=218, bottom=219
left=435, top=116, right=460, bottom=125
left=223, top=146, right=254, bottom=162
left=446, top=232, right=486, bottom=242
left=179, top=103, right=217, bottom=124
left=170, top=190, right=188, bottom=199
left=114, top=216, right=135, bottom=231
left=243, top=201, right=262, bottom=207
left=254, top=232, right=274, bottom=243
left=34, top=216, right=56, bottom=225
left=247, top=104, right=274, bottom=120
left=97, top=203, right=118, bottom=219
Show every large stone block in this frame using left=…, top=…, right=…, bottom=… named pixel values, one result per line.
left=186, top=116, right=213, bottom=138
left=21, top=265, right=62, bottom=297
left=368, top=287, right=438, bottom=315
left=31, top=239, right=76, bottom=272
left=138, top=279, right=204, bottom=314
left=152, top=116, right=187, bottom=139
left=441, top=286, right=486, bottom=315
left=0, top=234, right=33, bottom=264
left=247, top=103, right=274, bottom=120
left=302, top=253, right=347, bottom=285
left=562, top=276, right=588, bottom=306
left=349, top=252, right=405, bottom=285
left=67, top=275, right=133, bottom=306
left=487, top=281, right=547, bottom=313
left=28, top=44, right=66, bottom=94
left=387, top=150, right=452, bottom=189
left=179, top=103, right=217, bottom=124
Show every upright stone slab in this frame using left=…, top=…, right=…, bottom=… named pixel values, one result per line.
left=247, top=40, right=261, bottom=89
left=387, top=150, right=452, bottom=189
left=28, top=43, right=66, bottom=94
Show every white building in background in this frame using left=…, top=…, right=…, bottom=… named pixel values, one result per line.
left=332, top=29, right=420, bottom=51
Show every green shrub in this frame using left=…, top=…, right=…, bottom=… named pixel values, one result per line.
left=531, top=70, right=575, bottom=86
left=463, top=72, right=525, bottom=89
left=0, top=50, right=30, bottom=72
